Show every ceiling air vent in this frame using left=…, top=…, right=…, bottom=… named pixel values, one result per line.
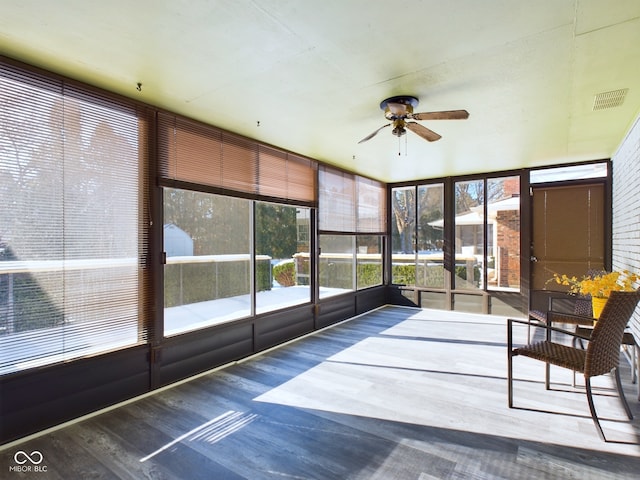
left=592, top=88, right=628, bottom=111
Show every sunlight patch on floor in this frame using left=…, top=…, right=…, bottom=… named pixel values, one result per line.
left=253, top=310, right=640, bottom=454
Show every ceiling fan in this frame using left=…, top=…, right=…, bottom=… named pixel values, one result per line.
left=358, top=95, right=469, bottom=144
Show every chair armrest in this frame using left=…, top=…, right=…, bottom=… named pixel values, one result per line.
left=507, top=318, right=591, bottom=347
left=547, top=293, right=572, bottom=310
left=546, top=311, right=595, bottom=326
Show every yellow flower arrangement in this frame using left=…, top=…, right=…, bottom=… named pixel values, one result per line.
left=551, top=270, right=639, bottom=298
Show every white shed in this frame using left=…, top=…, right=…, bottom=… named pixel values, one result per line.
left=164, top=224, right=194, bottom=257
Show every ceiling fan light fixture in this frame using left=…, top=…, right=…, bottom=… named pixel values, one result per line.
left=392, top=126, right=406, bottom=137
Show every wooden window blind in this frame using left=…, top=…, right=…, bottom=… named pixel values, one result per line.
left=286, top=154, right=317, bottom=202
left=221, top=132, right=258, bottom=193
left=157, top=112, right=223, bottom=185
left=258, top=146, right=317, bottom=201
left=531, top=183, right=605, bottom=290
left=158, top=113, right=316, bottom=204
left=0, top=60, right=150, bottom=375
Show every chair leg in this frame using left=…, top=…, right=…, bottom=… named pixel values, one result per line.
left=631, top=345, right=637, bottom=384
left=621, top=339, right=637, bottom=384
left=632, top=345, right=638, bottom=385
left=507, top=320, right=514, bottom=408
left=585, top=378, right=606, bottom=441
left=614, top=367, right=633, bottom=420
left=508, top=352, right=514, bottom=408
left=545, top=323, right=551, bottom=390
left=636, top=345, right=640, bottom=402
left=545, top=362, right=550, bottom=390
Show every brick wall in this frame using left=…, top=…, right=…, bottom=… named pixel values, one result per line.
left=612, top=114, right=640, bottom=338
left=496, top=209, right=520, bottom=287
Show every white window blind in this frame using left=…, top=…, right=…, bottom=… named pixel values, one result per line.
left=0, top=61, right=149, bottom=375
left=357, top=176, right=387, bottom=233
left=319, top=166, right=386, bottom=233
left=319, top=167, right=356, bottom=232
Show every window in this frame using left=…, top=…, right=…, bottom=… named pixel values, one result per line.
left=391, top=184, right=444, bottom=288
left=454, top=180, right=484, bottom=290
left=417, top=184, right=445, bottom=288
left=357, top=235, right=383, bottom=289
left=453, top=176, right=520, bottom=292
left=319, top=235, right=355, bottom=297
left=487, top=176, right=520, bottom=291
left=0, top=63, right=148, bottom=374
left=391, top=186, right=416, bottom=285
left=256, top=203, right=311, bottom=314
left=163, top=189, right=250, bottom=335
left=318, top=166, right=386, bottom=297
left=530, top=162, right=607, bottom=184
left=157, top=110, right=319, bottom=333
left=163, top=190, right=313, bottom=334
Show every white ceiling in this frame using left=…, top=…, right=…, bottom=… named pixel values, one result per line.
left=1, top=0, right=639, bottom=183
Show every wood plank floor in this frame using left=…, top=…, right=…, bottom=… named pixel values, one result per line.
left=2, top=305, right=640, bottom=479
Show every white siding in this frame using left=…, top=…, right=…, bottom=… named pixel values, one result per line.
left=612, top=114, right=640, bottom=339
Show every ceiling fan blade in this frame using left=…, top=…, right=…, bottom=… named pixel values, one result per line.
left=358, top=123, right=390, bottom=144
left=411, top=109, right=469, bottom=121
left=406, top=122, right=441, bottom=142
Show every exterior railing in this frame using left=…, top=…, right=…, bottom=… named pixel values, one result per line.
left=0, top=257, right=138, bottom=335
left=164, top=254, right=272, bottom=307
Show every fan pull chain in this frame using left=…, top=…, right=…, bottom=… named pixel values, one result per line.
left=398, top=135, right=408, bottom=156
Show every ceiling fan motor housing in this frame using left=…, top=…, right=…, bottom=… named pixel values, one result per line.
left=382, top=96, right=418, bottom=121
left=380, top=95, right=419, bottom=111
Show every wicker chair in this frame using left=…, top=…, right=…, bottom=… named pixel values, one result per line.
left=528, top=294, right=593, bottom=344
left=529, top=270, right=606, bottom=332
left=535, top=299, right=640, bottom=388
left=508, top=289, right=640, bottom=441
left=573, top=324, right=639, bottom=393
left=531, top=292, right=638, bottom=386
